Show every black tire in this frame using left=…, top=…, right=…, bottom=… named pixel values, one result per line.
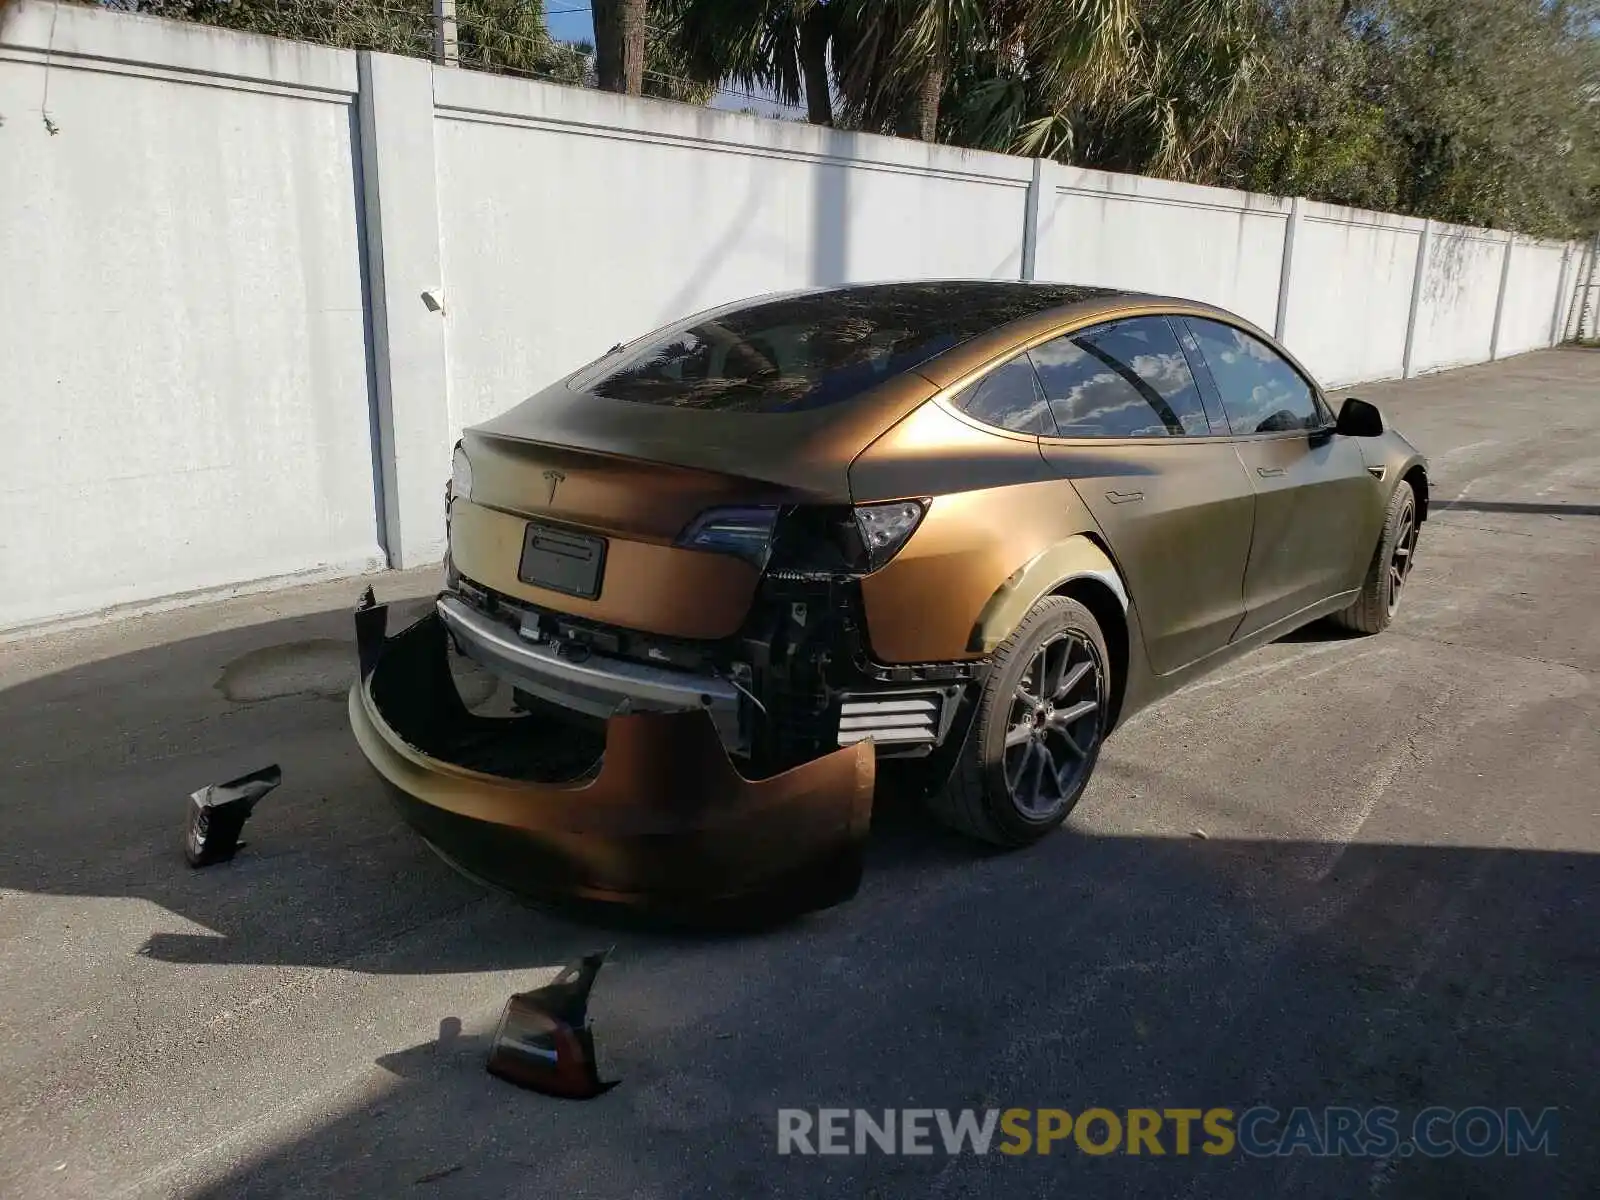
left=1331, top=480, right=1420, bottom=635
left=926, top=595, right=1110, bottom=847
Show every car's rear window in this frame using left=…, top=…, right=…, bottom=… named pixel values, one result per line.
left=578, top=282, right=1107, bottom=413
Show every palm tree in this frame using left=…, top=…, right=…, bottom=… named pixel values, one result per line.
left=933, top=0, right=1260, bottom=182
left=1077, top=0, right=1261, bottom=183
left=659, top=0, right=837, bottom=125
left=927, top=0, right=1135, bottom=158
left=593, top=0, right=648, bottom=93
left=659, top=0, right=1263, bottom=177
left=834, top=0, right=990, bottom=140
left=832, top=0, right=1133, bottom=146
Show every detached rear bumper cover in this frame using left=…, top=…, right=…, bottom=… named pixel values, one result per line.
left=348, top=603, right=875, bottom=910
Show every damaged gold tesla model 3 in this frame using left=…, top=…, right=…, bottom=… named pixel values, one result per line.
left=349, top=281, right=1429, bottom=915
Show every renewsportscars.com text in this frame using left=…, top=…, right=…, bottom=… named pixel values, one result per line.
left=776, top=1107, right=1558, bottom=1158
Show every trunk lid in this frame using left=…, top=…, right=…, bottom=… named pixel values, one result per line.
left=452, top=375, right=932, bottom=640
left=464, top=373, right=934, bottom=537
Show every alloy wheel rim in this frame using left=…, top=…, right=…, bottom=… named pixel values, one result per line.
left=1387, top=499, right=1418, bottom=616
left=1002, top=632, right=1103, bottom=818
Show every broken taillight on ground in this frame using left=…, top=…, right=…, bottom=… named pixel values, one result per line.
left=487, top=951, right=617, bottom=1099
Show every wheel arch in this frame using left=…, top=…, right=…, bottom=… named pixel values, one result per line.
left=1401, top=460, right=1429, bottom=522
left=1048, top=574, right=1130, bottom=733
left=968, top=533, right=1132, bottom=730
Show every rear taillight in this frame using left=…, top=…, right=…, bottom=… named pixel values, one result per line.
left=853, top=500, right=926, bottom=571
left=674, top=506, right=780, bottom=568
left=678, top=500, right=928, bottom=575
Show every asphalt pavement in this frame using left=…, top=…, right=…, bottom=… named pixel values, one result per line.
left=1, top=348, right=1596, bottom=1199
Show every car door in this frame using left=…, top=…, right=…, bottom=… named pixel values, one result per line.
left=1030, top=315, right=1257, bottom=676
left=1179, top=317, right=1376, bottom=639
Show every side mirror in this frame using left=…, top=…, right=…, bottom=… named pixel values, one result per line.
left=1336, top=397, right=1385, bottom=438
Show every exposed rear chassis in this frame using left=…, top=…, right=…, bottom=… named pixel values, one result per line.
left=349, top=601, right=876, bottom=915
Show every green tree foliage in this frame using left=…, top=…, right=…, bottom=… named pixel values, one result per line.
left=929, top=0, right=1257, bottom=176
left=92, top=0, right=1600, bottom=236
left=662, top=0, right=1599, bottom=236
left=1372, top=0, right=1599, bottom=235
left=118, top=0, right=430, bottom=56
left=457, top=0, right=590, bottom=81
left=642, top=14, right=719, bottom=104
left=114, top=0, right=590, bottom=83
left=1236, top=1, right=1402, bottom=209
left=832, top=0, right=992, bottom=140
left=1239, top=0, right=1600, bottom=235
left=656, top=0, right=836, bottom=122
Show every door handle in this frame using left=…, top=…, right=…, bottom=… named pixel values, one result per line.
left=1105, top=490, right=1144, bottom=504
left=1256, top=466, right=1287, bottom=478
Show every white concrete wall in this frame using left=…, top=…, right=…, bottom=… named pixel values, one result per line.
left=1497, top=239, right=1572, bottom=358
left=0, top=5, right=384, bottom=629
left=0, top=1, right=1585, bottom=628
left=432, top=69, right=1032, bottom=434
left=1411, top=223, right=1511, bottom=374
left=1032, top=165, right=1291, bottom=333
left=1283, top=204, right=1424, bottom=388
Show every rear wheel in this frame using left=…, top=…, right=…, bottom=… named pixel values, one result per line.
left=927, top=595, right=1109, bottom=847
left=1331, top=480, right=1419, bottom=635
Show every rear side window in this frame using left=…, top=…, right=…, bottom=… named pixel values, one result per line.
left=951, top=356, right=1053, bottom=434
left=1029, top=317, right=1212, bottom=438
left=1185, top=318, right=1323, bottom=434
left=579, top=282, right=1104, bottom=414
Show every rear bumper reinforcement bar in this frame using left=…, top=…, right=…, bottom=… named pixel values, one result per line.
left=436, top=594, right=743, bottom=751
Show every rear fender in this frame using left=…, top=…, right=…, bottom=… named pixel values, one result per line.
left=850, top=399, right=1109, bottom=664
left=968, top=536, right=1129, bottom=655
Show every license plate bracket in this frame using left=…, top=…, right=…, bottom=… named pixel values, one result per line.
left=517, top=522, right=607, bottom=600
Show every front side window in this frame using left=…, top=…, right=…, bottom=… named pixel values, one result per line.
left=950, top=355, right=1053, bottom=434
left=1029, top=317, right=1212, bottom=438
left=1186, top=319, right=1323, bottom=435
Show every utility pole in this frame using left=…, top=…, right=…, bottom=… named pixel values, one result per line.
left=434, top=0, right=459, bottom=67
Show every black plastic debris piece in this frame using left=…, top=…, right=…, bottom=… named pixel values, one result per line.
left=355, top=586, right=388, bottom=679
left=487, top=951, right=618, bottom=1099
left=184, top=765, right=283, bottom=867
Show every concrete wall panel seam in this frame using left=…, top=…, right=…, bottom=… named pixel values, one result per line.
left=1021, top=158, right=1044, bottom=282
left=1274, top=196, right=1303, bottom=339
left=433, top=107, right=1033, bottom=189
left=0, top=1, right=357, bottom=92
left=0, top=46, right=358, bottom=102
left=1051, top=186, right=1292, bottom=220
left=1402, top=220, right=1433, bottom=379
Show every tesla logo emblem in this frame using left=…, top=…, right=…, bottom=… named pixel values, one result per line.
left=542, top=469, right=566, bottom=505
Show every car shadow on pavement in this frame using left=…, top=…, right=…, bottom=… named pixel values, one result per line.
left=1269, top=618, right=1362, bottom=645
left=2, top=598, right=1595, bottom=1198
left=0, top=594, right=1538, bottom=968
left=0, top=595, right=997, bottom=976
left=1435, top=500, right=1600, bottom=517
left=178, top=835, right=1597, bottom=1200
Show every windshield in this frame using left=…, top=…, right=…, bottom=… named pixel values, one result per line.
left=578, top=282, right=1106, bottom=414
